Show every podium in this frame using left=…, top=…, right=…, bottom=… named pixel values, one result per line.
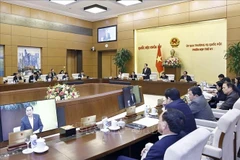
left=164, top=67, right=181, bottom=81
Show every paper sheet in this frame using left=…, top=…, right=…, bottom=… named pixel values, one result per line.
left=133, top=117, right=159, bottom=127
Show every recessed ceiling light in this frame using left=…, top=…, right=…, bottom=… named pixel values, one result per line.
left=84, top=4, right=107, bottom=14
left=116, top=0, right=143, bottom=6
left=49, top=0, right=77, bottom=5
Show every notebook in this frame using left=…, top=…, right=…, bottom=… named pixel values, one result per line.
left=8, top=129, right=33, bottom=146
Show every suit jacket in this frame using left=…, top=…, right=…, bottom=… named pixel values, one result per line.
left=78, top=73, right=86, bottom=79
left=189, top=95, right=216, bottom=121
left=165, top=99, right=197, bottom=135
left=209, top=90, right=226, bottom=108
left=51, top=72, right=57, bottom=78
left=117, top=135, right=181, bottom=160
left=180, top=75, right=192, bottom=82
left=46, top=75, right=53, bottom=82
left=20, top=114, right=43, bottom=132
left=13, top=76, right=22, bottom=82
left=129, top=93, right=136, bottom=106
left=142, top=67, right=151, bottom=79
left=29, top=75, right=38, bottom=83
left=220, top=91, right=239, bottom=110
left=129, top=74, right=137, bottom=80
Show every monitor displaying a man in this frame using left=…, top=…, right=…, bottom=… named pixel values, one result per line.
left=20, top=106, right=43, bottom=133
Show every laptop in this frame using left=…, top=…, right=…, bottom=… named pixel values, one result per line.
left=8, top=129, right=33, bottom=146
left=80, top=115, right=96, bottom=127
left=126, top=106, right=136, bottom=116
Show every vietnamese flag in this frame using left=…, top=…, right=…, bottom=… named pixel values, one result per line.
left=155, top=44, right=164, bottom=73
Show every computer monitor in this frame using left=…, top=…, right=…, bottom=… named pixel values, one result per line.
left=122, top=85, right=142, bottom=108
left=0, top=99, right=58, bottom=141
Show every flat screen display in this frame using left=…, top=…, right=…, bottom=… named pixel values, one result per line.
left=122, top=85, right=142, bottom=108
left=98, top=25, right=117, bottom=43
left=0, top=99, right=58, bottom=141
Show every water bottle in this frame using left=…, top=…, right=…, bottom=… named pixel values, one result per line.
left=30, top=134, right=37, bottom=148
left=144, top=105, right=149, bottom=117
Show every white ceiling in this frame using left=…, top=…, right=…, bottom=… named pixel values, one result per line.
left=2, top=0, right=186, bottom=22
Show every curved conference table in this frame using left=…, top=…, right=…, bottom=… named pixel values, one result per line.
left=0, top=78, right=196, bottom=159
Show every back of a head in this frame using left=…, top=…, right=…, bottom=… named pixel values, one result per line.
left=162, top=108, right=186, bottom=134
left=189, top=86, right=202, bottom=96
left=164, top=88, right=180, bottom=101
left=223, top=77, right=231, bottom=83
left=216, top=81, right=223, bottom=89
left=218, top=74, right=225, bottom=79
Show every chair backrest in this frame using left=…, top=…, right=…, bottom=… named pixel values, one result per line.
left=150, top=74, right=158, bottom=81
left=40, top=74, right=47, bottom=82
left=164, top=128, right=211, bottom=160
left=72, top=73, right=79, bottom=80
left=57, top=74, right=64, bottom=80
left=136, top=73, right=144, bottom=79
left=166, top=74, right=175, bottom=81
left=212, top=109, right=240, bottom=160
left=24, top=75, right=30, bottom=83
left=7, top=76, right=14, bottom=84
left=122, top=73, right=129, bottom=79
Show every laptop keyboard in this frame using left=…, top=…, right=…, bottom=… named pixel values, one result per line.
left=125, top=123, right=147, bottom=130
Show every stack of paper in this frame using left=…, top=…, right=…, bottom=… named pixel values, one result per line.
left=133, top=117, right=159, bottom=127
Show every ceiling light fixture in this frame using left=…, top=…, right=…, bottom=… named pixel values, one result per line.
left=84, top=4, right=107, bottom=14
left=49, top=0, right=77, bottom=5
left=116, top=0, right=143, bottom=6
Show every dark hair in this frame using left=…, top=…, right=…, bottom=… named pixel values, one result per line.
left=145, top=63, right=148, bottom=66
left=188, top=86, right=202, bottom=96
left=223, top=82, right=239, bottom=94
left=164, top=88, right=180, bottom=100
left=216, top=81, right=223, bottom=90
left=184, top=71, right=188, bottom=74
left=218, top=74, right=225, bottom=78
left=162, top=108, right=186, bottom=134
left=223, top=77, right=231, bottom=83
left=236, top=77, right=240, bottom=86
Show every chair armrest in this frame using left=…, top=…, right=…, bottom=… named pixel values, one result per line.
left=195, top=119, right=217, bottom=128
left=196, top=125, right=215, bottom=132
left=213, top=112, right=224, bottom=119
left=203, top=144, right=222, bottom=159
left=211, top=108, right=227, bottom=113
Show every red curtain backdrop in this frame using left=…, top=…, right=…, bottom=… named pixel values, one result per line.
left=155, top=45, right=164, bottom=73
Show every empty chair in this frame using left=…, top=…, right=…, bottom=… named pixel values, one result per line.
left=164, top=128, right=211, bottom=160
left=150, top=74, right=158, bottom=81
left=72, top=73, right=79, bottom=80
left=166, top=74, right=175, bottom=81
left=23, top=75, right=30, bottom=83
left=7, top=76, right=14, bottom=84
left=40, top=74, right=47, bottom=82
left=202, top=109, right=240, bottom=160
left=122, top=73, right=129, bottom=79
left=57, top=74, right=64, bottom=81
left=13, top=126, right=21, bottom=132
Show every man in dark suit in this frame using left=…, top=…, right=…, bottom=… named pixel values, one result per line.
left=129, top=88, right=136, bottom=106
left=129, top=71, right=137, bottom=80
left=20, top=106, right=43, bottom=133
left=188, top=86, right=216, bottom=121
left=142, top=63, right=151, bottom=80
left=29, top=72, right=39, bottom=83
left=50, top=68, right=57, bottom=78
left=180, top=71, right=192, bottom=82
left=117, top=108, right=186, bottom=160
left=78, top=70, right=87, bottom=79
left=164, top=88, right=197, bottom=135
left=13, top=73, right=23, bottom=83
left=219, top=82, right=239, bottom=110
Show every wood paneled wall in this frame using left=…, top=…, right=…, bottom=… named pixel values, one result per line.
left=0, top=2, right=97, bottom=77
left=116, top=0, right=240, bottom=77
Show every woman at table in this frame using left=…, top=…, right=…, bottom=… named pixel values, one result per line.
left=208, top=81, right=226, bottom=108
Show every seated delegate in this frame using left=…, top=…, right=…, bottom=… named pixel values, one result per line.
left=129, top=71, right=137, bottom=80
left=13, top=73, right=23, bottom=83
left=218, top=82, right=239, bottom=110
left=160, top=72, right=168, bottom=80
left=208, top=81, right=226, bottom=108
left=78, top=71, right=88, bottom=79
left=117, top=108, right=186, bottom=160
left=180, top=71, right=192, bottom=82
left=29, top=72, right=39, bottom=83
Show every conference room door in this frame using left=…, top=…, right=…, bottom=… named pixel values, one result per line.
left=101, top=51, right=117, bottom=78
left=66, top=50, right=82, bottom=76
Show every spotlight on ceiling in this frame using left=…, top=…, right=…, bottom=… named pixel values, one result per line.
left=49, top=0, right=77, bottom=5
left=84, top=4, right=107, bottom=14
left=116, top=0, right=143, bottom=6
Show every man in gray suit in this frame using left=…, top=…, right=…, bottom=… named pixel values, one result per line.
left=188, top=86, right=216, bottom=121
left=219, top=82, right=239, bottom=110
